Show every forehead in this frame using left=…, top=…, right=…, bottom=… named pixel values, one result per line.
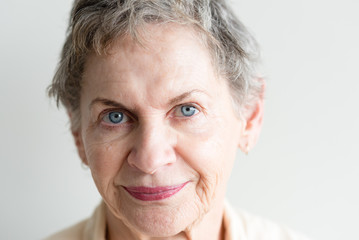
left=81, top=24, right=225, bottom=108
left=86, top=24, right=213, bottom=71
left=106, top=24, right=213, bottom=72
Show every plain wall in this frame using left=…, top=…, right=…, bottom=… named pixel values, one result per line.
left=1, top=0, right=358, bottom=239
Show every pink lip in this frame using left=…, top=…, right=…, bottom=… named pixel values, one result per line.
left=123, top=182, right=188, bottom=201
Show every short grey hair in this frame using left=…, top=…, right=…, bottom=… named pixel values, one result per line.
left=48, top=0, right=262, bottom=130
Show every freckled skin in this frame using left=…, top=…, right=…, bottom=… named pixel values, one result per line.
left=74, top=24, right=254, bottom=240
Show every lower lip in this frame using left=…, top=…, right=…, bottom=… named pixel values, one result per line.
left=123, top=182, right=188, bottom=201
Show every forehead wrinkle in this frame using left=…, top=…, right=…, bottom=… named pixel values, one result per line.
left=85, top=24, right=218, bottom=113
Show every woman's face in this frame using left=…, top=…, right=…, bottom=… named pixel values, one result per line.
left=76, top=25, right=247, bottom=237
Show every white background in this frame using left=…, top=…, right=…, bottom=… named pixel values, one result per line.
left=1, top=0, right=358, bottom=239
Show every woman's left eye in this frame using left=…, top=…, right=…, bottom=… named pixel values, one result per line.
left=175, top=105, right=199, bottom=117
left=102, top=111, right=129, bottom=124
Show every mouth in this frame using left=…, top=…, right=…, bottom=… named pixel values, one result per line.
left=123, top=182, right=189, bottom=201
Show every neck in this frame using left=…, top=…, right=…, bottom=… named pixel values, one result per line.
left=106, top=200, right=226, bottom=240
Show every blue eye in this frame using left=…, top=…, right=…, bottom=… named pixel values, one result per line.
left=180, top=105, right=198, bottom=117
left=103, top=111, right=128, bottom=124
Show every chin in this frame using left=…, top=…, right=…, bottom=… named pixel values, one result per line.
left=127, top=207, right=192, bottom=237
left=119, top=198, right=202, bottom=238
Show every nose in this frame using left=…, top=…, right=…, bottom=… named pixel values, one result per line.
left=127, top=121, right=176, bottom=174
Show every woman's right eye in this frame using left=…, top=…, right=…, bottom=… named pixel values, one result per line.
left=102, top=111, right=129, bottom=125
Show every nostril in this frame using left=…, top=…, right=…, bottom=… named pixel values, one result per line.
left=126, top=124, right=177, bottom=174
left=127, top=144, right=176, bottom=174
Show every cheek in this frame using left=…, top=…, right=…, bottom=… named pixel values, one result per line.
left=82, top=136, right=127, bottom=189
left=176, top=116, right=239, bottom=204
left=178, top=115, right=237, bottom=172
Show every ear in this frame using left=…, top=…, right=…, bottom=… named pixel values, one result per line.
left=238, top=80, right=265, bottom=154
left=68, top=111, right=88, bottom=165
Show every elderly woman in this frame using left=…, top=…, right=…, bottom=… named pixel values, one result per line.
left=46, top=0, right=309, bottom=239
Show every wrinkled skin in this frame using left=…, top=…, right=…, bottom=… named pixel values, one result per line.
left=72, top=24, right=264, bottom=240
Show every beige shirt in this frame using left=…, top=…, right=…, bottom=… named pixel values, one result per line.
left=45, top=201, right=311, bottom=240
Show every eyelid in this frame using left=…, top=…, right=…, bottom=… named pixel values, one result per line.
left=98, top=108, right=134, bottom=124
left=172, top=103, right=201, bottom=117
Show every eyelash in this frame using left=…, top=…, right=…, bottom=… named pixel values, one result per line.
left=172, top=104, right=200, bottom=119
left=97, top=103, right=202, bottom=130
left=98, top=108, right=134, bottom=130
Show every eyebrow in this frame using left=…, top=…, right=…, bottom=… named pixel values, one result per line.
left=89, top=98, right=125, bottom=110
left=168, top=89, right=206, bottom=106
left=89, top=89, right=207, bottom=110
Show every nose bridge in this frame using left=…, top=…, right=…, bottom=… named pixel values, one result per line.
left=128, top=118, right=176, bottom=174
